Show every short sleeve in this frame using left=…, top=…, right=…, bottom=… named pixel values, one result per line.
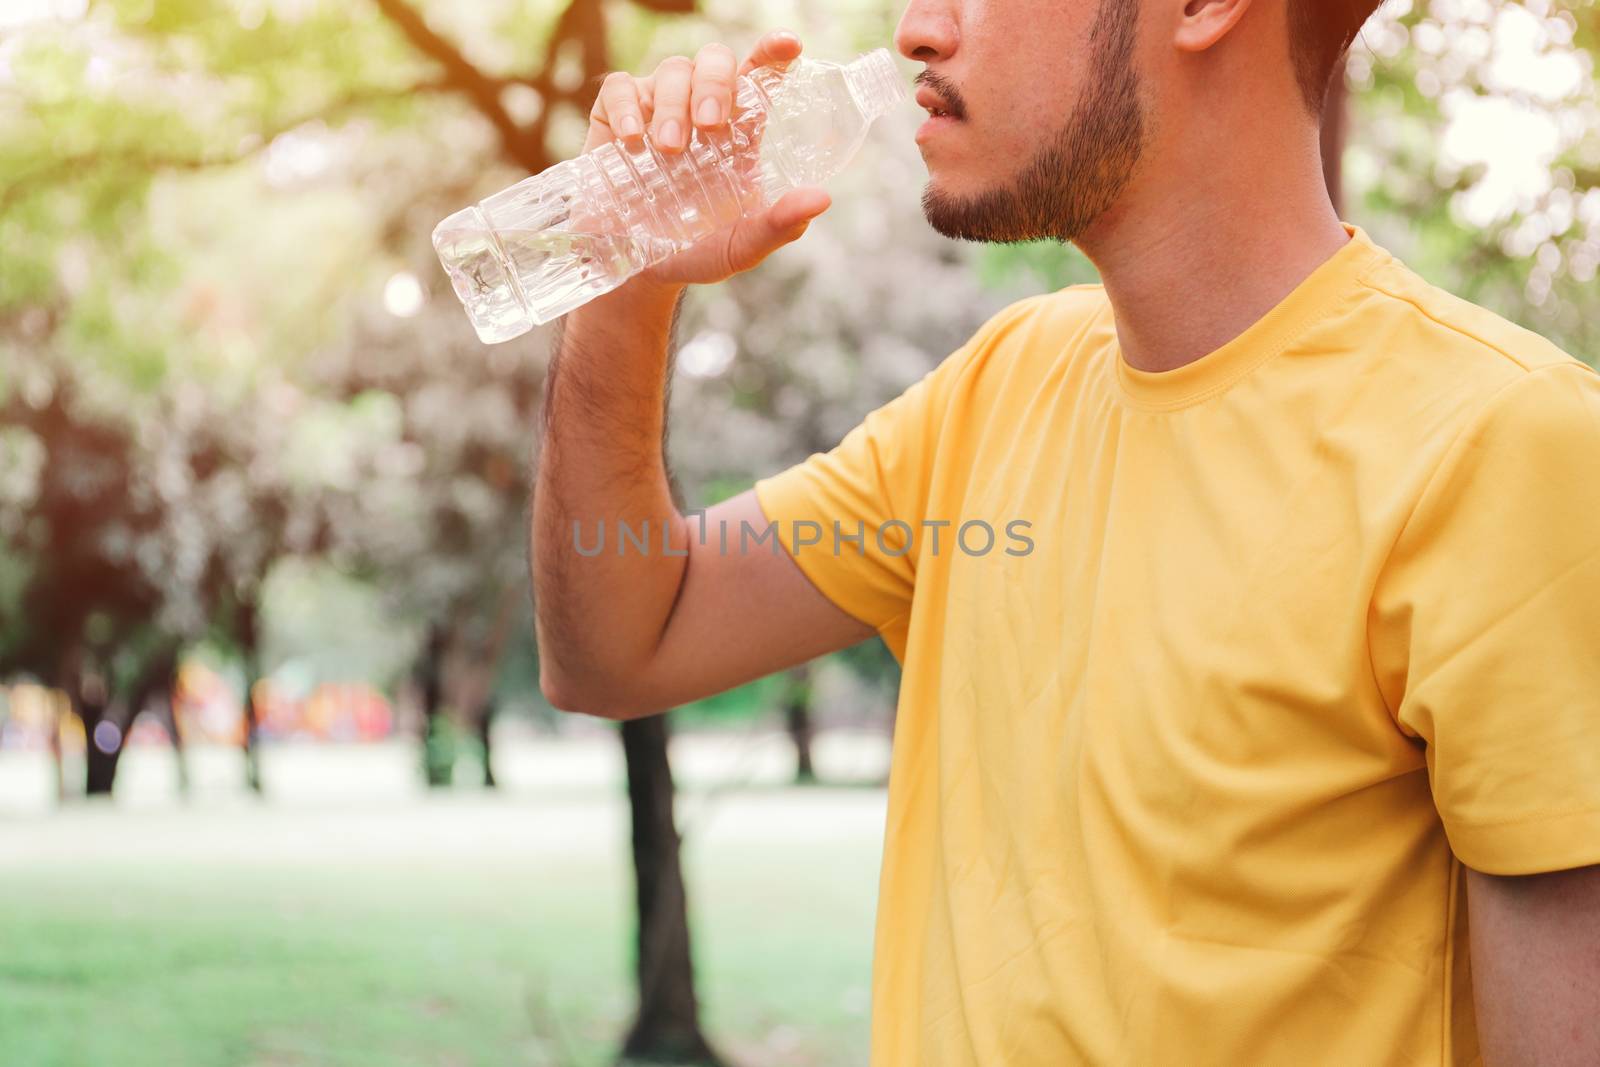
left=753, top=306, right=1023, bottom=659
left=1369, top=360, right=1600, bottom=875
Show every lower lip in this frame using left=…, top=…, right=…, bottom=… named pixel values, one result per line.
left=916, top=114, right=962, bottom=142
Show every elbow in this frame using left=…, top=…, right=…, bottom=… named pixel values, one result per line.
left=539, top=665, right=615, bottom=719
left=539, top=664, right=662, bottom=721
left=534, top=625, right=626, bottom=718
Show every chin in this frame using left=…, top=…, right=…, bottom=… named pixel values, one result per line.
left=920, top=170, right=970, bottom=204
left=920, top=184, right=979, bottom=242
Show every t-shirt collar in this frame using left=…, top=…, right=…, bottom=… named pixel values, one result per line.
left=1112, top=223, right=1390, bottom=411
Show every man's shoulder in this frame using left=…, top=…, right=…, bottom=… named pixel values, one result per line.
left=1342, top=250, right=1600, bottom=497
left=1352, top=252, right=1587, bottom=385
left=938, top=285, right=1112, bottom=384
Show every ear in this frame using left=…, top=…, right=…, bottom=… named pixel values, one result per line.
left=1174, top=0, right=1254, bottom=53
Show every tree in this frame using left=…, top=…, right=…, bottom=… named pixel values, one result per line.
left=2, top=0, right=733, bottom=1060
left=1346, top=1, right=1600, bottom=362
left=620, top=713, right=726, bottom=1066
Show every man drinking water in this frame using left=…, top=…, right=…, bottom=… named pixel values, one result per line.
left=530, top=4, right=1600, bottom=1063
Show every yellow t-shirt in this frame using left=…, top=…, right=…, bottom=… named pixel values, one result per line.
left=753, top=224, right=1600, bottom=1066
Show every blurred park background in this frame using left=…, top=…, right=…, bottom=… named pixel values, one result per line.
left=1, top=0, right=1597, bottom=1064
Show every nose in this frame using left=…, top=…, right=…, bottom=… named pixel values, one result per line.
left=894, top=0, right=958, bottom=63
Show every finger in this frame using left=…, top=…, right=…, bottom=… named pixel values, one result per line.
left=592, top=70, right=646, bottom=142
left=722, top=188, right=828, bottom=272
left=650, top=54, right=694, bottom=152
left=690, top=42, right=738, bottom=129
left=738, top=29, right=803, bottom=77
left=766, top=186, right=831, bottom=231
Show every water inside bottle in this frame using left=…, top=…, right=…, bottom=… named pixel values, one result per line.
left=434, top=215, right=681, bottom=343
left=433, top=219, right=523, bottom=343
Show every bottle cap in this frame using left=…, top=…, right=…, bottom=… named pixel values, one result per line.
left=843, top=48, right=909, bottom=124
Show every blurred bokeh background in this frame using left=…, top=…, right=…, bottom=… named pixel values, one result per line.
left=1, top=1, right=1596, bottom=1064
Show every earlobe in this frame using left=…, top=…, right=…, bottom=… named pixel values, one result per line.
left=1175, top=0, right=1254, bottom=53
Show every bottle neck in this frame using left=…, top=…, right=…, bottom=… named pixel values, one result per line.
left=843, top=49, right=906, bottom=123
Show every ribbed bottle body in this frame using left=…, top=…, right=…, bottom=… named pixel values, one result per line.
left=547, top=77, right=782, bottom=309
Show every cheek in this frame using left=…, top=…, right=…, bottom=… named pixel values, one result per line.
left=974, top=91, right=1058, bottom=159
left=963, top=20, right=1079, bottom=130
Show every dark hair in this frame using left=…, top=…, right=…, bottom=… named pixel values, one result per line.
left=1288, top=0, right=1381, bottom=115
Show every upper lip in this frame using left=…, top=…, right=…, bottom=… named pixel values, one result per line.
left=916, top=87, right=959, bottom=118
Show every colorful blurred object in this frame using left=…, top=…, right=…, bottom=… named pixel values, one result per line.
left=0, top=683, right=70, bottom=750
left=261, top=678, right=394, bottom=742
left=1, top=666, right=397, bottom=751
left=173, top=661, right=245, bottom=745
left=173, top=662, right=394, bottom=745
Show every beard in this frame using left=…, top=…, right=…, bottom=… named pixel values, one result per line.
left=921, top=0, right=1146, bottom=245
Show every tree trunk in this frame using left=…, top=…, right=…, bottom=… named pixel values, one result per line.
left=618, top=714, right=725, bottom=1067
left=418, top=622, right=454, bottom=788
left=1321, top=57, right=1349, bottom=216
left=238, top=603, right=265, bottom=795
left=457, top=588, right=519, bottom=789
left=149, top=675, right=189, bottom=796
left=239, top=683, right=263, bottom=794
left=57, top=645, right=118, bottom=797
left=783, top=665, right=816, bottom=785
left=81, top=687, right=117, bottom=797
left=74, top=651, right=184, bottom=798
left=476, top=700, right=497, bottom=788
left=48, top=690, right=65, bottom=804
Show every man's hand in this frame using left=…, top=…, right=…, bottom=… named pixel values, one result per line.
left=582, top=30, right=832, bottom=290
left=1467, top=863, right=1600, bottom=1066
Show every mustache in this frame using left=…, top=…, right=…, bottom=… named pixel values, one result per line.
left=915, top=71, right=967, bottom=119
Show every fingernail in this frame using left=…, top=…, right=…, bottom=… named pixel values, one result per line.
left=696, top=99, right=720, bottom=126
left=619, top=115, right=642, bottom=139
left=658, top=119, right=681, bottom=148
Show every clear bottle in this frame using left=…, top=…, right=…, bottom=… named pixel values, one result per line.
left=433, top=48, right=908, bottom=343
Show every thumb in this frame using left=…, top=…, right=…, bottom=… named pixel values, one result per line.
left=726, top=186, right=831, bottom=269
left=767, top=186, right=832, bottom=231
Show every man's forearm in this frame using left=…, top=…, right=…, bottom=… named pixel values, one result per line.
left=531, top=279, right=691, bottom=711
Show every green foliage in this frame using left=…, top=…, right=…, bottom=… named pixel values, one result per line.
left=1347, top=2, right=1600, bottom=363
left=834, top=636, right=900, bottom=692
left=0, top=0, right=570, bottom=721
left=675, top=673, right=786, bottom=725
left=697, top=475, right=755, bottom=507
left=977, top=240, right=1101, bottom=294
left=259, top=558, right=421, bottom=689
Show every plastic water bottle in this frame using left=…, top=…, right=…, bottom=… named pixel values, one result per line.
left=433, top=48, right=908, bottom=343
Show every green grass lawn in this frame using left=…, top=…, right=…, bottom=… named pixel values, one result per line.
left=0, top=753, right=886, bottom=1067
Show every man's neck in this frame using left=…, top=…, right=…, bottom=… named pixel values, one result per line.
left=1078, top=162, right=1350, bottom=376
